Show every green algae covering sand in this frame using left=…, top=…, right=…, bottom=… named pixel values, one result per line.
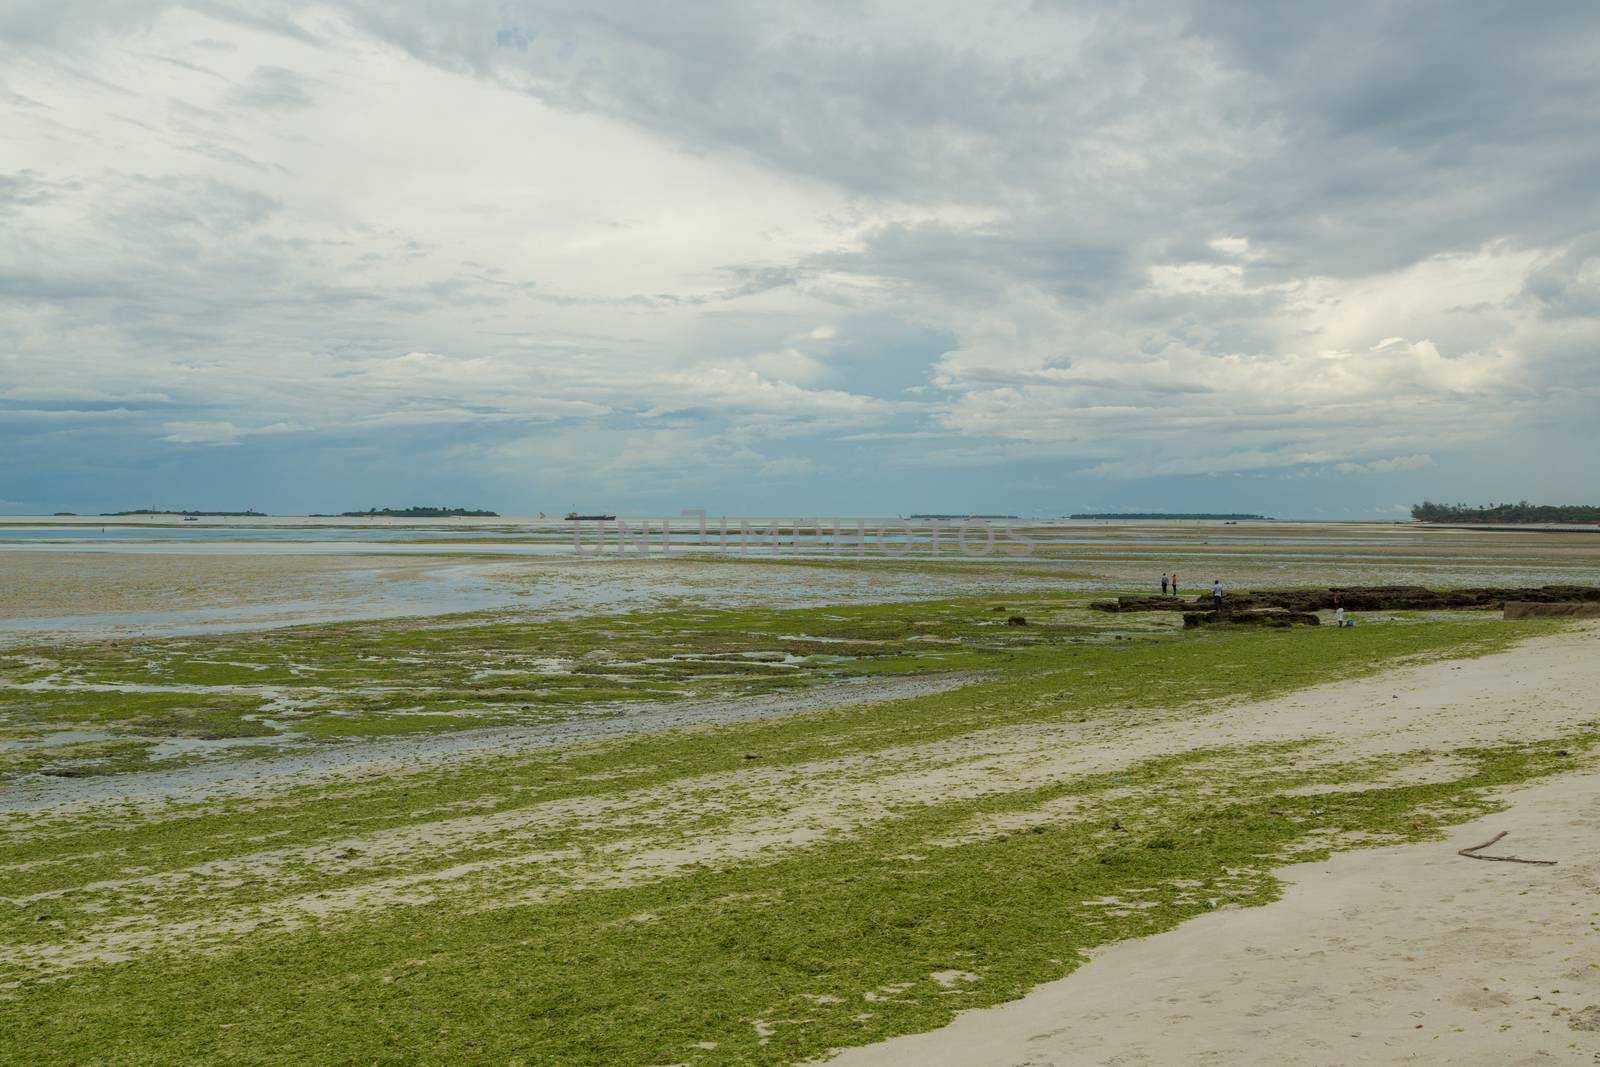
left=2, top=599, right=1595, bottom=1065
left=0, top=594, right=1165, bottom=784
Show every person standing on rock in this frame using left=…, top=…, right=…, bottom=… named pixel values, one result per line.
left=1212, top=579, right=1224, bottom=615
left=1161, top=573, right=1169, bottom=595
left=1171, top=573, right=1179, bottom=596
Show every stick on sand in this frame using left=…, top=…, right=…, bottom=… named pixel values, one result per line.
left=1457, top=830, right=1557, bottom=865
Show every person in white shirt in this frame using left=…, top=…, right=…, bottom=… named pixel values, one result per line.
left=1335, top=605, right=1345, bottom=627
left=1211, top=580, right=1223, bottom=613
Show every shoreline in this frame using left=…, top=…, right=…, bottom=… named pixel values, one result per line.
left=828, top=634, right=1600, bottom=1066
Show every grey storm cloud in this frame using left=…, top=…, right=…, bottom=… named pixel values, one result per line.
left=1524, top=234, right=1600, bottom=321
left=224, top=65, right=314, bottom=110
left=0, top=170, right=64, bottom=214
left=0, top=0, right=161, bottom=47
left=1, top=0, right=1597, bottom=514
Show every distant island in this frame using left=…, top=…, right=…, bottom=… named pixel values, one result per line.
left=1412, top=501, right=1600, bottom=524
left=316, top=506, right=500, bottom=518
left=100, top=508, right=268, bottom=517
left=1070, top=512, right=1271, bottom=521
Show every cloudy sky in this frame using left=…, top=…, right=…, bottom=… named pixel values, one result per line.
left=3, top=1, right=1598, bottom=517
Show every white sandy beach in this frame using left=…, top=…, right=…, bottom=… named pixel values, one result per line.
left=830, top=651, right=1600, bottom=1066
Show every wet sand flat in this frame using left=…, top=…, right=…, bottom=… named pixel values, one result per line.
left=0, top=550, right=1073, bottom=643
left=4, top=518, right=1598, bottom=636
left=0, top=551, right=449, bottom=620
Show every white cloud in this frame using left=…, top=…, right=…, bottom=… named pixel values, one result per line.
left=161, top=420, right=243, bottom=445
left=1334, top=455, right=1433, bottom=475
left=159, top=419, right=309, bottom=445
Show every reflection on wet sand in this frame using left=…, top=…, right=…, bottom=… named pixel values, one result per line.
left=2, top=517, right=1596, bottom=644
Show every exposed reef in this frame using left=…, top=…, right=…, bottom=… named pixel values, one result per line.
left=1093, top=585, right=1600, bottom=614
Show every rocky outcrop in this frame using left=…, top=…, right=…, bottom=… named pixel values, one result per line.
left=1090, top=595, right=1190, bottom=612
left=1503, top=601, right=1600, bottom=619
left=1093, top=585, right=1600, bottom=614
left=1182, top=610, right=1321, bottom=629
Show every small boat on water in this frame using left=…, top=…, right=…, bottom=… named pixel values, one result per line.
left=564, top=512, right=616, bottom=521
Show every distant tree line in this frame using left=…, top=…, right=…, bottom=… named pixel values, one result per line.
left=322, top=506, right=499, bottom=518
left=1412, top=501, right=1600, bottom=523
left=1070, top=512, right=1270, bottom=520
left=100, top=508, right=267, bottom=517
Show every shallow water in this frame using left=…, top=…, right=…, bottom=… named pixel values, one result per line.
left=0, top=728, right=121, bottom=753
left=0, top=672, right=979, bottom=812
left=0, top=557, right=1068, bottom=645
left=0, top=563, right=521, bottom=642
left=2, top=518, right=1593, bottom=645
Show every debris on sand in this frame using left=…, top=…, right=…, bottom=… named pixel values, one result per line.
left=1456, top=830, right=1557, bottom=866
